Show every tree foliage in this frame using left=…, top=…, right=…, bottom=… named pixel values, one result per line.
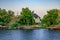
left=0, top=8, right=14, bottom=25
left=18, top=8, right=35, bottom=25
left=41, top=9, right=58, bottom=26
left=1, top=7, right=60, bottom=28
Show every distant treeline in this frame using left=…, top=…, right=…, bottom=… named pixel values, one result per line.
left=0, top=8, right=60, bottom=28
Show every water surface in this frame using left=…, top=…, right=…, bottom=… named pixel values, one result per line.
left=0, top=29, right=60, bottom=40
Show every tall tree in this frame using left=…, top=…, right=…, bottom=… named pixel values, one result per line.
left=0, top=8, right=7, bottom=25
left=7, top=10, right=14, bottom=23
left=0, top=8, right=14, bottom=25
left=18, top=8, right=35, bottom=25
left=41, top=9, right=58, bottom=26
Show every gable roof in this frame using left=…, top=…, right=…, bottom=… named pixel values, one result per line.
left=34, top=14, right=40, bottom=18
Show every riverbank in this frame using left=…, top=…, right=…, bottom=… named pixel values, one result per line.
left=46, top=25, right=60, bottom=30
left=0, top=25, right=60, bottom=30
left=0, top=25, right=40, bottom=30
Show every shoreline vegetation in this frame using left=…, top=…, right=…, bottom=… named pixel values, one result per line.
left=0, top=25, right=40, bottom=30
left=1, top=24, right=60, bottom=30
left=0, top=8, right=60, bottom=30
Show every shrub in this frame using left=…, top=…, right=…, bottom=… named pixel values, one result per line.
left=8, top=22, right=18, bottom=29
left=40, top=24, right=48, bottom=28
left=0, top=22, right=7, bottom=26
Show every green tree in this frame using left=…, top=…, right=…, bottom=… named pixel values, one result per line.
left=56, top=10, right=60, bottom=25
left=0, top=8, right=7, bottom=25
left=41, top=9, right=58, bottom=27
left=18, top=8, right=35, bottom=25
left=0, top=8, right=14, bottom=25
left=7, top=10, right=14, bottom=23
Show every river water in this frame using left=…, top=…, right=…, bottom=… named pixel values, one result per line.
left=0, top=29, right=60, bottom=40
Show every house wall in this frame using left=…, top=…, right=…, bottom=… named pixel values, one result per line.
left=34, top=17, right=41, bottom=23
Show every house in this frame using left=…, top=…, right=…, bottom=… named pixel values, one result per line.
left=34, top=14, right=41, bottom=24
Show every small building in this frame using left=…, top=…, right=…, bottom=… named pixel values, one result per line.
left=34, top=14, right=41, bottom=24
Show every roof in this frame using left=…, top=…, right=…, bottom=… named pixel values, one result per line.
left=34, top=14, right=40, bottom=18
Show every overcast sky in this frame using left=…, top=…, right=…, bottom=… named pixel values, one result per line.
left=0, top=0, right=60, bottom=18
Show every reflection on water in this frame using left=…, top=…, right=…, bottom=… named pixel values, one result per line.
left=0, top=29, right=60, bottom=40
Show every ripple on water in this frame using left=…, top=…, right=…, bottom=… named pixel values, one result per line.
left=0, top=29, right=60, bottom=40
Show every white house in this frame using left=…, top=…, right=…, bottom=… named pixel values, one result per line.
left=34, top=14, right=41, bottom=24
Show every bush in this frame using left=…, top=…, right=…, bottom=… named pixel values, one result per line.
left=8, top=22, right=18, bottom=29
left=40, top=24, right=48, bottom=28
left=0, top=22, right=7, bottom=26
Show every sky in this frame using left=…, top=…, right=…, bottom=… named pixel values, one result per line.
left=0, top=0, right=60, bottom=18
